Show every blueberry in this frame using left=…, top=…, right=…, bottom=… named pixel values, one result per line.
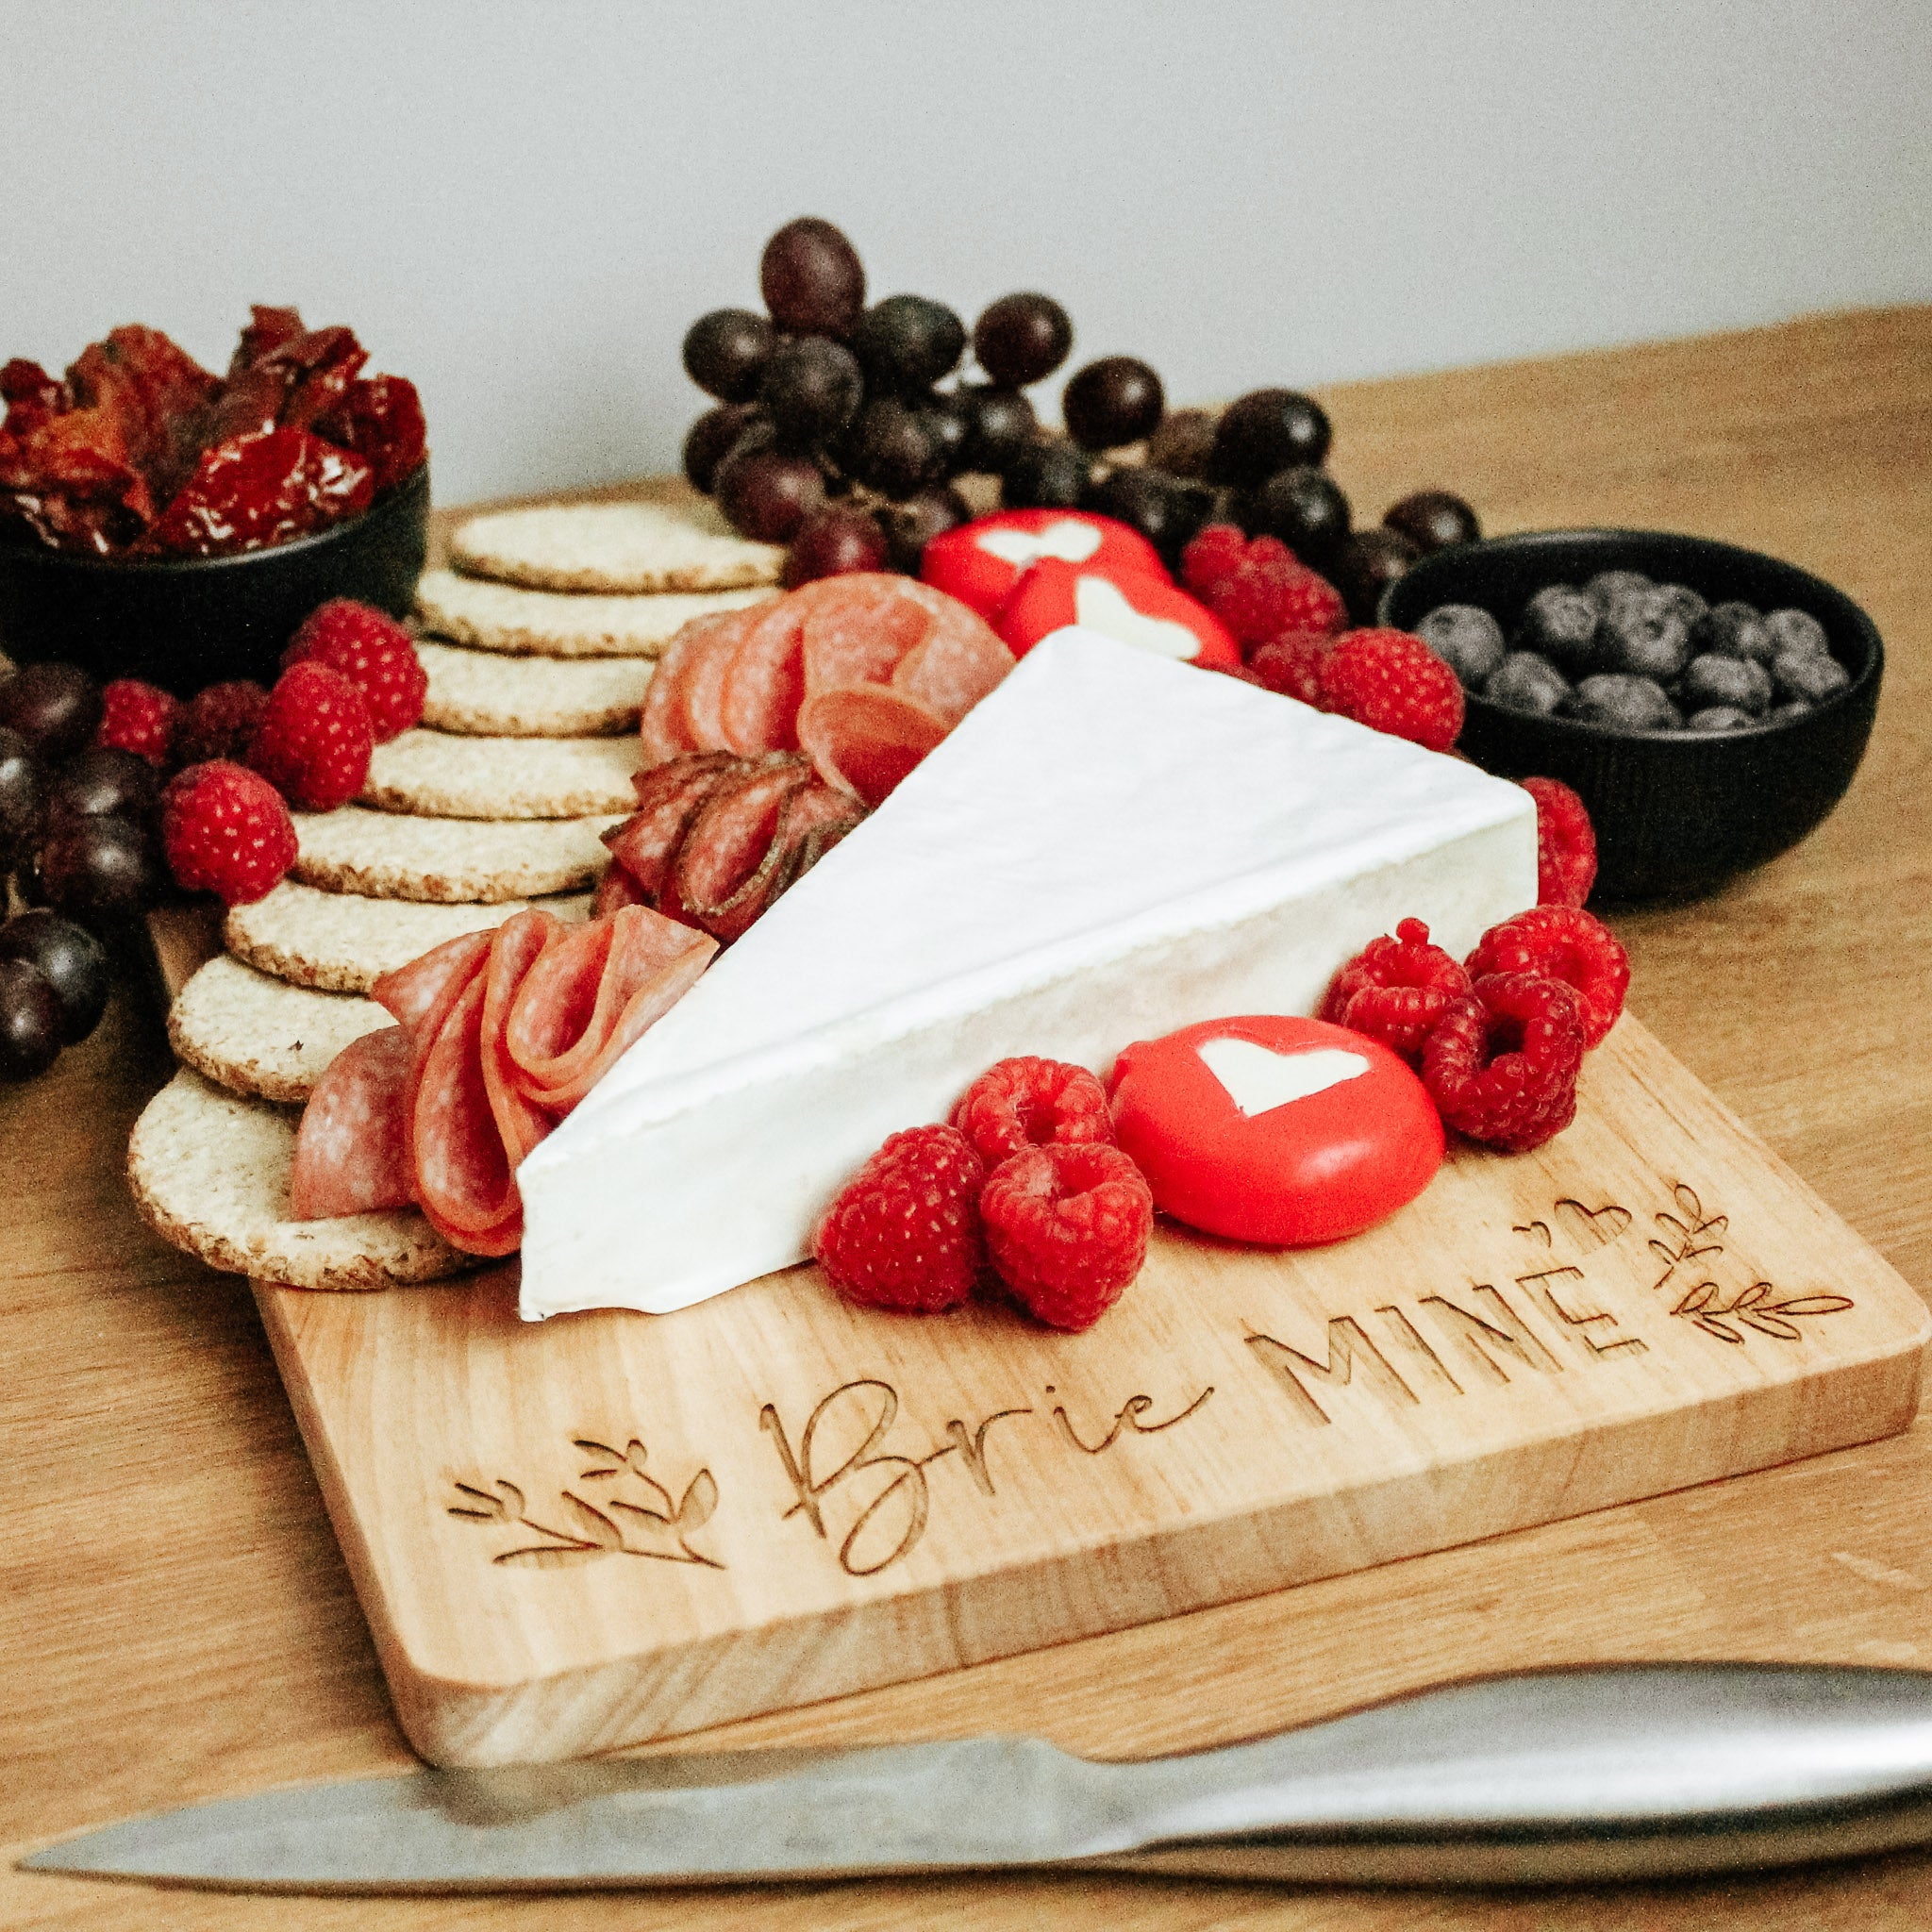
left=1484, top=652, right=1574, bottom=716
left=1565, top=674, right=1682, bottom=731
left=1769, top=698, right=1815, bottom=723
left=1596, top=587, right=1692, bottom=681
left=1685, top=706, right=1755, bottom=733
left=1681, top=653, right=1773, bottom=715
left=1765, top=608, right=1830, bottom=658
left=1417, top=604, right=1507, bottom=688
left=1656, top=582, right=1708, bottom=629
left=1692, top=601, right=1774, bottom=662
left=1513, top=585, right=1600, bottom=672
left=1772, top=648, right=1850, bottom=704
left=1583, top=569, right=1652, bottom=613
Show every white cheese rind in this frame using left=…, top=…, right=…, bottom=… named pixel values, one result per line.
left=519, top=629, right=1537, bottom=1319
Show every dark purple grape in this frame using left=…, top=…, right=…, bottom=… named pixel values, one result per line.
left=1384, top=490, right=1481, bottom=555
left=1332, top=526, right=1421, bottom=625
left=0, top=958, right=61, bottom=1081
left=1083, top=466, right=1205, bottom=561
left=48, top=746, right=160, bottom=828
left=714, top=448, right=826, bottom=543
left=1247, top=465, right=1353, bottom=567
left=0, top=663, right=103, bottom=764
left=758, top=336, right=864, bottom=444
left=782, top=507, right=890, bottom=587
left=972, top=293, right=1073, bottom=388
left=847, top=397, right=944, bottom=499
left=852, top=296, right=965, bottom=394
left=682, top=404, right=761, bottom=493
left=681, top=308, right=776, bottom=403
left=918, top=392, right=974, bottom=476
left=0, top=725, right=47, bottom=871
left=759, top=217, right=865, bottom=339
left=32, top=813, right=164, bottom=928
left=1145, top=408, right=1217, bottom=480
left=1062, top=358, right=1165, bottom=452
left=884, top=486, right=971, bottom=575
left=1209, top=390, right=1331, bottom=488
left=957, top=385, right=1037, bottom=474
left=0, top=909, right=108, bottom=1045
left=1002, top=438, right=1091, bottom=510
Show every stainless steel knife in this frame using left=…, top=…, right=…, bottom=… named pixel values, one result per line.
left=25, top=1664, right=1932, bottom=1892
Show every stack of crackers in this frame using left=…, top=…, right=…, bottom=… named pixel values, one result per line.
left=129, top=491, right=783, bottom=1291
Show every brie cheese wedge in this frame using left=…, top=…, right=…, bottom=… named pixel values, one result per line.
left=519, top=628, right=1536, bottom=1318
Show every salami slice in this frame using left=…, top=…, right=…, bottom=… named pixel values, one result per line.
left=478, top=910, right=563, bottom=1176
left=505, top=905, right=716, bottom=1110
left=796, top=683, right=950, bottom=807
left=288, top=1026, right=415, bottom=1220
left=591, top=861, right=652, bottom=920
left=665, top=756, right=814, bottom=933
left=800, top=575, right=936, bottom=698
left=678, top=607, right=761, bottom=753
left=370, top=928, right=494, bottom=1036
left=891, top=591, right=1014, bottom=725
left=409, top=973, right=524, bottom=1254
left=637, top=616, right=712, bottom=763
left=776, top=779, right=869, bottom=872
left=603, top=752, right=738, bottom=900
left=719, top=593, right=808, bottom=756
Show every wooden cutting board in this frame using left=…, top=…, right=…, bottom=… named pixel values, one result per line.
left=142, top=872, right=1924, bottom=1770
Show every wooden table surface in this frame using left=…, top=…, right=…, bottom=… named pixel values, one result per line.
left=5, top=306, right=1931, bottom=1929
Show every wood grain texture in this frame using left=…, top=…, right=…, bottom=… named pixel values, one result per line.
left=6, top=307, right=1932, bottom=1929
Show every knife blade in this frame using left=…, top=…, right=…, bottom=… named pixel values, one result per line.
left=25, top=1663, right=1932, bottom=1891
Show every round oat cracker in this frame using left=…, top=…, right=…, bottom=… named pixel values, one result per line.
left=418, top=641, right=652, bottom=737
left=170, top=955, right=389, bottom=1104
left=225, top=881, right=591, bottom=993
left=291, top=806, right=619, bottom=902
left=127, top=1069, right=474, bottom=1290
left=360, top=730, right=641, bottom=819
left=449, top=500, right=784, bottom=594
left=414, top=568, right=773, bottom=658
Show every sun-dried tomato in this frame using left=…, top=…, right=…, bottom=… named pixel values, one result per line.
left=314, top=375, right=426, bottom=491
left=138, top=427, right=375, bottom=557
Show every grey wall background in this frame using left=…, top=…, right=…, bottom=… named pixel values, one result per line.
left=5, top=0, right=1927, bottom=506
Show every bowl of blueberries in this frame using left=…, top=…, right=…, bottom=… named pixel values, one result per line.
left=1382, top=528, right=1882, bottom=902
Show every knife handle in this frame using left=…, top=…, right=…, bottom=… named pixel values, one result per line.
left=1081, top=1662, right=1932, bottom=1886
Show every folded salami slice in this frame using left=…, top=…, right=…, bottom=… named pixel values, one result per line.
left=891, top=596, right=1014, bottom=725
left=603, top=753, right=738, bottom=899
left=638, top=617, right=709, bottom=763
left=504, top=905, right=717, bottom=1111
left=591, top=861, right=652, bottom=920
left=796, top=682, right=951, bottom=807
left=288, top=1026, right=415, bottom=1220
left=409, top=973, right=524, bottom=1255
left=800, top=575, right=936, bottom=697
left=664, top=757, right=814, bottom=935
left=720, top=594, right=808, bottom=756
left=677, top=608, right=757, bottom=753
left=370, top=928, right=496, bottom=1035
left=478, top=909, right=563, bottom=1177
left=775, top=778, right=869, bottom=870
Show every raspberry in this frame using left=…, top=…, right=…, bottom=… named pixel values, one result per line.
left=93, top=678, right=181, bottom=770
left=1245, top=628, right=1333, bottom=707
left=980, top=1142, right=1153, bottom=1332
left=1191, top=531, right=1346, bottom=653
left=1321, top=917, right=1473, bottom=1063
left=1179, top=523, right=1248, bottom=597
left=174, top=679, right=269, bottom=767
left=1422, top=972, right=1585, bottom=1153
left=811, top=1124, right=986, bottom=1313
left=1465, top=904, right=1629, bottom=1049
left=1521, top=776, right=1598, bottom=908
left=1317, top=627, right=1465, bottom=752
left=160, top=759, right=297, bottom=906
left=283, top=598, right=425, bottom=743
left=951, top=1056, right=1114, bottom=1169
left=247, top=661, right=374, bottom=811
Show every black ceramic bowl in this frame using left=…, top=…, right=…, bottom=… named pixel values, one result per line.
left=1382, top=528, right=1883, bottom=903
left=0, top=463, right=430, bottom=696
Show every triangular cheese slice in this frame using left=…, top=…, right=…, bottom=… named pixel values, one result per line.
left=520, top=629, right=1535, bottom=1317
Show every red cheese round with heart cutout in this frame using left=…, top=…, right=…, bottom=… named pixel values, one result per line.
left=921, top=509, right=1165, bottom=622
left=997, top=558, right=1241, bottom=669
left=1108, top=1015, right=1443, bottom=1245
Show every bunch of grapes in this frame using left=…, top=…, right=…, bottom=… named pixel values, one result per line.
left=0, top=662, right=163, bottom=1081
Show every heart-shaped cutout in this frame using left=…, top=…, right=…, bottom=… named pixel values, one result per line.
left=1196, top=1037, right=1370, bottom=1117
left=977, top=518, right=1104, bottom=569
left=1074, top=575, right=1202, bottom=660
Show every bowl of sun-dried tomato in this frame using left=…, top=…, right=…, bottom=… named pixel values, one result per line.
left=0, top=309, right=429, bottom=694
